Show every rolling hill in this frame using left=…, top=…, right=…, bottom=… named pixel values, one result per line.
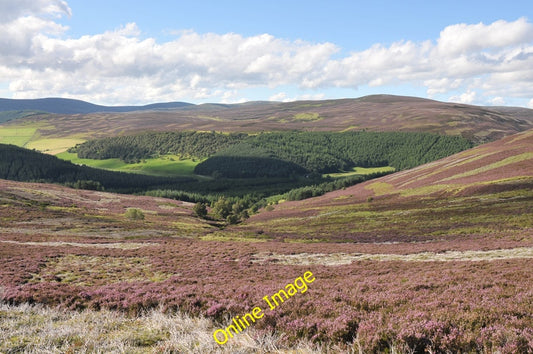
left=0, top=97, right=193, bottom=115
left=236, top=128, right=533, bottom=244
left=1, top=96, right=533, bottom=154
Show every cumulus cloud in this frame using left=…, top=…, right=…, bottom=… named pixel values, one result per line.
left=449, top=90, right=477, bottom=104
left=269, top=92, right=326, bottom=102
left=489, top=97, right=505, bottom=105
left=1, top=0, right=532, bottom=106
left=0, top=0, right=69, bottom=58
left=437, top=18, right=533, bottom=56
left=0, top=0, right=71, bottom=21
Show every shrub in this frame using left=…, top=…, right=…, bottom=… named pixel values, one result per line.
left=125, top=208, right=145, bottom=220
left=193, top=202, right=208, bottom=218
left=211, top=198, right=232, bottom=220
left=226, top=214, right=239, bottom=225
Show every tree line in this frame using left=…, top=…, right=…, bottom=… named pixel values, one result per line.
left=70, top=131, right=247, bottom=163
left=0, top=144, right=194, bottom=193
left=70, top=130, right=473, bottom=178
left=195, top=131, right=472, bottom=177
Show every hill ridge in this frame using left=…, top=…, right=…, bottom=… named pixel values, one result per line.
left=2, top=95, right=533, bottom=152
left=0, top=97, right=194, bottom=114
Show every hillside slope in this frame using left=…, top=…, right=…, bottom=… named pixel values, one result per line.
left=0, top=178, right=213, bottom=242
left=0, top=143, right=195, bottom=192
left=2, top=96, right=533, bottom=148
left=237, top=129, right=533, bottom=244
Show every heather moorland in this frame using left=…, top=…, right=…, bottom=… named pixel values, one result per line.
left=1, top=121, right=532, bottom=352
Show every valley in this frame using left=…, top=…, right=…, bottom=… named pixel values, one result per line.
left=1, top=95, right=532, bottom=352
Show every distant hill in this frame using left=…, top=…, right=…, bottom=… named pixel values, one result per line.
left=0, top=97, right=194, bottom=114
left=2, top=95, right=533, bottom=147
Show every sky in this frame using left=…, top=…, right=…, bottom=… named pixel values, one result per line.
left=0, top=0, right=532, bottom=107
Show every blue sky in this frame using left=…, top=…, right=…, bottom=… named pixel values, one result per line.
left=1, top=0, right=532, bottom=106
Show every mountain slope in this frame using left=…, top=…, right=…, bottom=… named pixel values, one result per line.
left=237, top=129, right=533, bottom=243
left=2, top=95, right=533, bottom=146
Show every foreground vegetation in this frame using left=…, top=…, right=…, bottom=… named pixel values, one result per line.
left=0, top=303, right=327, bottom=353
left=1, top=139, right=532, bottom=352
left=1, top=112, right=531, bottom=352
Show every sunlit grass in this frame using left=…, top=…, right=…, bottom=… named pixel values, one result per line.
left=364, top=181, right=395, bottom=195
left=292, top=112, right=322, bottom=122
left=441, top=152, right=533, bottom=181
left=26, top=138, right=86, bottom=154
left=57, top=152, right=201, bottom=177
left=0, top=126, right=37, bottom=146
left=324, top=166, right=395, bottom=178
left=200, top=231, right=270, bottom=242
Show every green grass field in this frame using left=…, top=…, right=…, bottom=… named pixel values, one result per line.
left=0, top=127, right=38, bottom=146
left=323, top=166, right=395, bottom=178
left=26, top=138, right=86, bottom=155
left=57, top=152, right=200, bottom=177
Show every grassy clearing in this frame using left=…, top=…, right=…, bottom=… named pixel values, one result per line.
left=292, top=112, right=322, bottom=122
left=324, top=166, right=395, bottom=178
left=0, top=126, right=37, bottom=146
left=0, top=303, right=326, bottom=353
left=57, top=152, right=200, bottom=177
left=120, top=156, right=199, bottom=176
left=26, top=138, right=86, bottom=154
left=364, top=181, right=396, bottom=195
left=56, top=151, right=129, bottom=169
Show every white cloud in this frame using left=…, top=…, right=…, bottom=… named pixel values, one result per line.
left=528, top=99, right=533, bottom=109
left=1, top=1, right=532, bottom=106
left=489, top=97, right=505, bottom=105
left=449, top=90, right=477, bottom=104
left=437, top=18, right=533, bottom=56
left=0, top=0, right=71, bottom=21
left=268, top=92, right=325, bottom=102
left=269, top=92, right=288, bottom=101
